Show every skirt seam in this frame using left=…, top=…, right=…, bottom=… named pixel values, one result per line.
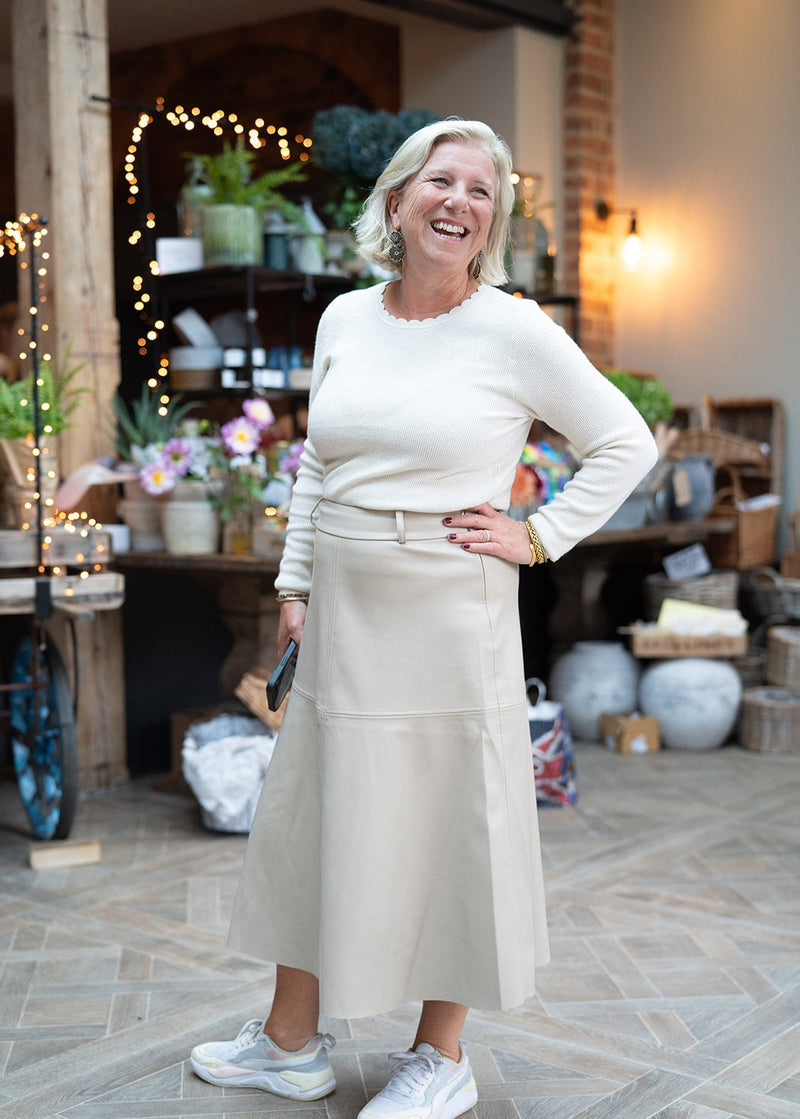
left=292, top=683, right=525, bottom=719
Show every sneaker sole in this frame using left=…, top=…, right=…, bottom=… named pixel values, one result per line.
left=190, top=1058, right=336, bottom=1100
left=436, top=1077, right=478, bottom=1119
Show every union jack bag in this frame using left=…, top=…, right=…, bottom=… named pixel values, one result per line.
left=526, top=677, right=577, bottom=806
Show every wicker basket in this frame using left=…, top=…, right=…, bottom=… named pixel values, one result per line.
left=765, top=626, right=800, bottom=691
left=670, top=427, right=770, bottom=469
left=644, top=569, right=739, bottom=621
left=706, top=466, right=779, bottom=570
left=746, top=567, right=800, bottom=623
left=739, top=686, right=800, bottom=754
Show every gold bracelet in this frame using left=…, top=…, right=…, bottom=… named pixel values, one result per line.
left=525, top=519, right=547, bottom=566
left=276, top=591, right=310, bottom=602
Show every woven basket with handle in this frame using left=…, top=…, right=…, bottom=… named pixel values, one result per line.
left=706, top=466, right=779, bottom=570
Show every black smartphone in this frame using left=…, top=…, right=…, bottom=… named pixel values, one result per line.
left=266, top=639, right=299, bottom=711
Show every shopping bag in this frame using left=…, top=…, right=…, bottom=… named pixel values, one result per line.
left=526, top=677, right=577, bottom=806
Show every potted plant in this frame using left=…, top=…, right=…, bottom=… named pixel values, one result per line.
left=604, top=370, right=673, bottom=428
left=136, top=419, right=223, bottom=555
left=190, top=140, right=308, bottom=266
left=0, top=352, right=85, bottom=527
left=212, top=398, right=277, bottom=554
left=112, top=386, right=196, bottom=550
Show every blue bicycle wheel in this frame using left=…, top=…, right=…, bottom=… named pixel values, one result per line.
left=10, top=634, right=78, bottom=841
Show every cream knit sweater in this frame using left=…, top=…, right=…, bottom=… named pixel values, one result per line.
left=276, top=282, right=657, bottom=593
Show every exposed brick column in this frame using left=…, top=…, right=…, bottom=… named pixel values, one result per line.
left=563, top=0, right=615, bottom=367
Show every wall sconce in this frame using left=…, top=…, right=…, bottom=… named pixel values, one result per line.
left=594, top=200, right=642, bottom=270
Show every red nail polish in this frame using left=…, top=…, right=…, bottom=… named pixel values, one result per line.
left=443, top=517, right=453, bottom=525
left=462, top=543, right=471, bottom=550
left=448, top=533, right=457, bottom=540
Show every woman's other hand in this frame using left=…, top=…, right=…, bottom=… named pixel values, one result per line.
left=444, top=502, right=536, bottom=566
left=278, top=600, right=307, bottom=655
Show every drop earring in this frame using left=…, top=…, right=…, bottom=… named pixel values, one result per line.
left=472, top=251, right=483, bottom=280
left=388, top=228, right=406, bottom=262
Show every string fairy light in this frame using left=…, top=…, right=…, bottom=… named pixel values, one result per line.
left=124, top=98, right=313, bottom=395
left=1, top=215, right=105, bottom=580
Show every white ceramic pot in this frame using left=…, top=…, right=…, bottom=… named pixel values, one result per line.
left=159, top=494, right=219, bottom=555
left=638, top=658, right=742, bottom=749
left=549, top=641, right=640, bottom=741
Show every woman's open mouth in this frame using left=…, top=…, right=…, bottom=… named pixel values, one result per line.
left=431, top=220, right=468, bottom=241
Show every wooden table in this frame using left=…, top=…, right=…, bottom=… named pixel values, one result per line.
left=547, top=516, right=737, bottom=647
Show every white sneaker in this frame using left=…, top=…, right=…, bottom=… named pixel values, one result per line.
left=190, top=1018, right=336, bottom=1099
left=358, top=1042, right=477, bottom=1119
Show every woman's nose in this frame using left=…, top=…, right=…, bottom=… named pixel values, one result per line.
left=445, top=184, right=468, bottom=211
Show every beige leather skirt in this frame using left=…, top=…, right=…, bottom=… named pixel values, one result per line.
left=227, top=500, right=549, bottom=1019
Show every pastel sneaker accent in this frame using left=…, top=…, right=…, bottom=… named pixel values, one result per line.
left=190, top=1019, right=336, bottom=1100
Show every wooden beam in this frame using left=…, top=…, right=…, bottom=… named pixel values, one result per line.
left=12, top=0, right=121, bottom=480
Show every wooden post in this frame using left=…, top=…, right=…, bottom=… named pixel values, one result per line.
left=12, top=0, right=128, bottom=789
left=12, top=0, right=120, bottom=480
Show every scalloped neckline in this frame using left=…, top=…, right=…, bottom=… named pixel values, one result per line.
left=377, top=281, right=487, bottom=326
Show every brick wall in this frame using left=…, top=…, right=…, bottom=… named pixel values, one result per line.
left=563, top=0, right=615, bottom=367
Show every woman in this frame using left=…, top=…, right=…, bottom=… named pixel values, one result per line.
left=191, top=120, right=657, bottom=1118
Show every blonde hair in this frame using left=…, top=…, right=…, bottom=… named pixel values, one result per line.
left=354, top=119, right=514, bottom=287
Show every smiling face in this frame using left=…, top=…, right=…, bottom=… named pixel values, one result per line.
left=387, top=140, right=497, bottom=279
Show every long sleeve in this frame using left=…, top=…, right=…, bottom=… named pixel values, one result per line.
left=274, top=315, right=331, bottom=594
left=515, top=308, right=658, bottom=560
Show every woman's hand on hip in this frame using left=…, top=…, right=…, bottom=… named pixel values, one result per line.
left=444, top=502, right=534, bottom=565
left=278, top=600, right=307, bottom=655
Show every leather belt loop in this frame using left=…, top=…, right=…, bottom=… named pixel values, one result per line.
left=395, top=510, right=407, bottom=544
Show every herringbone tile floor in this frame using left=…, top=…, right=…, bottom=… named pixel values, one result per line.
left=1, top=743, right=799, bottom=1119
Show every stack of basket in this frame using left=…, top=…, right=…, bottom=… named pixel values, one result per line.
left=739, top=626, right=800, bottom=754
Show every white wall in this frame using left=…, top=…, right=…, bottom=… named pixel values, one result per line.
left=615, top=0, right=800, bottom=538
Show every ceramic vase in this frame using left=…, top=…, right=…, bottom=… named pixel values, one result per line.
left=638, top=657, right=742, bottom=749
left=203, top=204, right=262, bottom=266
left=549, top=641, right=640, bottom=741
left=119, top=478, right=164, bottom=551
left=670, top=453, right=716, bottom=521
left=158, top=480, right=219, bottom=555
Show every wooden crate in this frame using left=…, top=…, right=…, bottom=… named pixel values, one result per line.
left=701, top=396, right=784, bottom=495
left=625, top=626, right=748, bottom=658
left=0, top=525, right=111, bottom=569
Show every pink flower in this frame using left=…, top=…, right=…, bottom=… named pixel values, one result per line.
left=280, top=441, right=304, bottom=476
left=243, top=398, right=275, bottom=430
left=221, top=416, right=260, bottom=456
left=162, top=438, right=192, bottom=477
left=139, top=462, right=176, bottom=496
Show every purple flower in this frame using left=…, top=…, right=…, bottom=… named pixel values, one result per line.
left=280, top=441, right=305, bottom=476
left=139, top=462, right=176, bottom=496
left=243, top=398, right=275, bottom=430
left=221, top=416, right=260, bottom=457
left=162, top=438, right=192, bottom=477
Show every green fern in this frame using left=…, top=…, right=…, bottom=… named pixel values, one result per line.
left=0, top=350, right=87, bottom=440
left=191, top=141, right=307, bottom=218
